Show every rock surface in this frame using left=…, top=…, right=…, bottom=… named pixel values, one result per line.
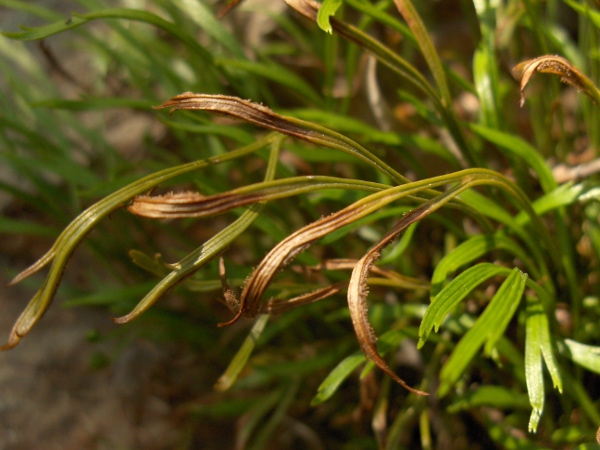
left=0, top=281, right=183, bottom=450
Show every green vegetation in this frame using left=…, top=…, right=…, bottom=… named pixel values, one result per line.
left=2, top=0, right=600, bottom=448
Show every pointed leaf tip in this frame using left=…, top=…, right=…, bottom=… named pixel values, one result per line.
left=317, top=0, right=343, bottom=34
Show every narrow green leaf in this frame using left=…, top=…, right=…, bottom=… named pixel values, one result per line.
left=379, top=221, right=418, bottom=264
left=562, top=339, right=600, bottom=375
left=114, top=136, right=285, bottom=324
left=32, top=97, right=155, bottom=110
left=516, top=183, right=597, bottom=225
left=394, top=0, right=451, bottom=103
left=438, top=268, right=527, bottom=397
left=447, top=386, right=531, bottom=412
left=0, top=0, right=62, bottom=21
left=216, top=58, right=323, bottom=106
left=458, top=189, right=523, bottom=232
left=159, top=119, right=254, bottom=145
left=317, top=0, right=343, bottom=34
left=2, top=136, right=276, bottom=349
left=469, top=123, right=556, bottom=194
left=1, top=14, right=88, bottom=40
left=431, top=234, right=538, bottom=297
left=215, top=314, right=270, bottom=392
left=287, top=108, right=457, bottom=162
left=313, top=326, right=415, bottom=405
left=472, top=0, right=501, bottom=128
left=419, top=263, right=510, bottom=347
left=344, top=0, right=415, bottom=46
left=311, top=352, right=365, bottom=405
left=2, top=9, right=214, bottom=63
left=564, top=0, right=600, bottom=29
left=171, top=0, right=245, bottom=57
left=525, top=297, right=563, bottom=432
left=0, top=217, right=57, bottom=237
left=482, top=270, right=527, bottom=355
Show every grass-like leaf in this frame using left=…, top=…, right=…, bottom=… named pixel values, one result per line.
left=316, top=0, right=343, bottom=34
left=561, top=339, right=600, bottom=375
left=4, top=8, right=209, bottom=60
left=214, top=314, right=270, bottom=392
left=525, top=297, right=563, bottom=432
left=2, top=135, right=278, bottom=349
left=437, top=268, right=528, bottom=397
left=430, top=234, right=540, bottom=297
left=311, top=351, right=365, bottom=406
left=393, top=0, right=451, bottom=104
left=114, top=133, right=284, bottom=324
left=3, top=0, right=599, bottom=443
left=472, top=0, right=501, bottom=128
left=419, top=263, right=510, bottom=347
left=170, top=0, right=246, bottom=58
left=469, top=123, right=557, bottom=194
left=447, top=386, right=531, bottom=412
left=216, top=58, right=324, bottom=107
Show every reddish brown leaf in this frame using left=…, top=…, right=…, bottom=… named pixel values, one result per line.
left=514, top=55, right=600, bottom=106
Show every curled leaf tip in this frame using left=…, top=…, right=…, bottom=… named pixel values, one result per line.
left=0, top=334, right=21, bottom=351
left=217, top=311, right=244, bottom=328
left=217, top=257, right=244, bottom=327
left=111, top=314, right=133, bottom=325
left=347, top=203, right=439, bottom=395
left=9, top=250, right=56, bottom=285
left=514, top=55, right=600, bottom=106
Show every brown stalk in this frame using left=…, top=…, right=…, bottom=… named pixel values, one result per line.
left=260, top=260, right=428, bottom=315
left=263, top=282, right=347, bottom=314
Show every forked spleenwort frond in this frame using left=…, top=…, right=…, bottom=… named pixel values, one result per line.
left=7, top=1, right=598, bottom=438
left=4, top=91, right=561, bottom=402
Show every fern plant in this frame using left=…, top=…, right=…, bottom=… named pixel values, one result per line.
left=2, top=0, right=600, bottom=448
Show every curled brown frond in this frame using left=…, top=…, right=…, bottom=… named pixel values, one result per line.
left=348, top=205, right=434, bottom=396
left=128, top=177, right=387, bottom=219
left=514, top=55, right=600, bottom=106
left=155, top=93, right=307, bottom=138
left=154, top=93, right=409, bottom=185
left=216, top=196, right=398, bottom=326
left=128, top=191, right=206, bottom=218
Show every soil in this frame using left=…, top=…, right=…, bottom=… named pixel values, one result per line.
left=0, top=279, right=183, bottom=450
